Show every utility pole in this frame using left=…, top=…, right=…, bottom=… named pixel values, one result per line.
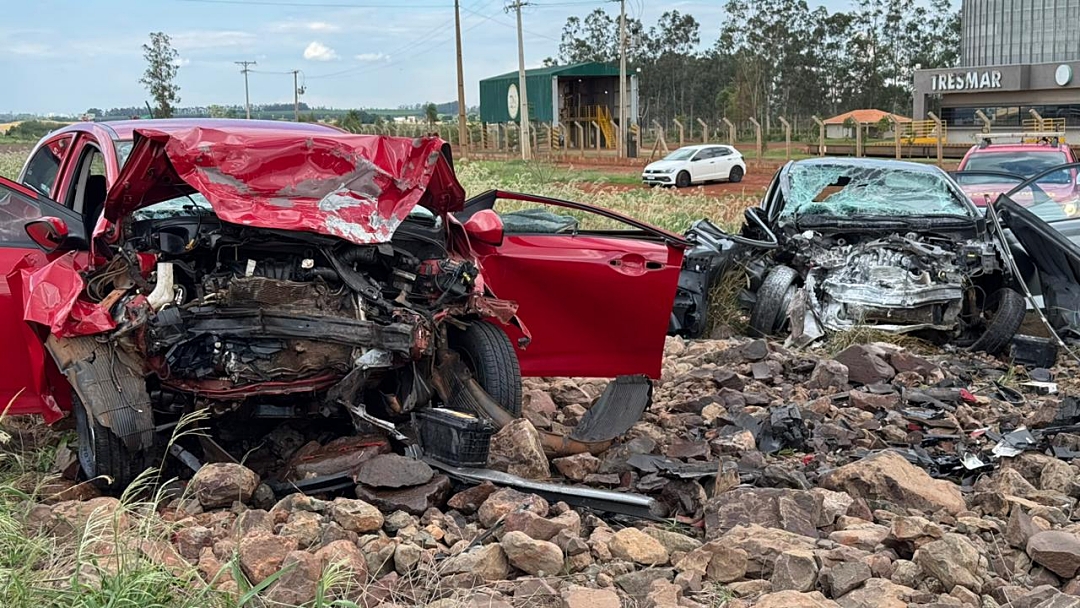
left=618, top=0, right=627, bottom=158
left=454, top=0, right=468, bottom=155
left=235, top=60, right=256, bottom=119
left=291, top=70, right=304, bottom=122
left=507, top=0, right=530, bottom=160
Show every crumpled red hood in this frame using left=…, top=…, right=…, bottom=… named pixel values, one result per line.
left=105, top=127, right=465, bottom=244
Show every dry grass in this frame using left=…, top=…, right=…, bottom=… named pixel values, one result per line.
left=823, top=325, right=931, bottom=355
left=0, top=150, right=23, bottom=180
left=705, top=266, right=751, bottom=337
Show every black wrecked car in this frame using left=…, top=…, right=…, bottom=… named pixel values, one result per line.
left=670, top=157, right=1079, bottom=352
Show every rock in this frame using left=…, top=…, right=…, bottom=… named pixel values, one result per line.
left=614, top=568, right=675, bottom=598
left=834, top=345, right=895, bottom=386
left=949, top=585, right=980, bottom=606
left=189, top=463, right=259, bottom=509
left=914, top=533, right=984, bottom=592
left=1010, top=586, right=1059, bottom=608
left=1008, top=507, right=1049, bottom=550
left=720, top=524, right=816, bottom=578
left=174, top=525, right=214, bottom=561
left=313, top=539, right=369, bottom=587
left=478, top=488, right=549, bottom=528
left=501, top=531, right=564, bottom=576
left=704, top=488, right=823, bottom=539
left=645, top=579, right=682, bottom=608
left=890, top=560, right=921, bottom=587
left=524, top=389, right=558, bottom=416
left=820, top=451, right=966, bottom=515
left=729, top=580, right=772, bottom=597
left=360, top=536, right=397, bottom=578
left=836, top=578, right=913, bottom=608
left=828, top=525, right=889, bottom=552
left=885, top=515, right=944, bottom=555
left=354, top=474, right=451, bottom=515
left=233, top=509, right=274, bottom=537
left=443, top=543, right=510, bottom=581
left=707, top=546, right=749, bottom=583
left=266, top=550, right=321, bottom=606
left=238, top=533, right=299, bottom=584
left=393, top=542, right=422, bottom=574
left=771, top=549, right=818, bottom=592
left=447, top=481, right=497, bottom=514
left=503, top=510, right=580, bottom=542
left=814, top=489, right=856, bottom=526
left=848, top=391, right=900, bottom=412
left=755, top=590, right=841, bottom=608
left=609, top=527, right=670, bottom=566
left=549, top=379, right=591, bottom=406
left=809, top=359, right=849, bottom=390
left=279, top=510, right=323, bottom=549
left=356, top=454, right=433, bottom=489
left=828, top=560, right=871, bottom=598
left=644, top=528, right=702, bottom=555
left=552, top=453, right=601, bottom=482
left=487, top=419, right=550, bottom=480
left=561, top=586, right=621, bottom=608
left=330, top=497, right=384, bottom=533
left=740, top=339, right=769, bottom=361
left=1027, top=531, right=1080, bottom=578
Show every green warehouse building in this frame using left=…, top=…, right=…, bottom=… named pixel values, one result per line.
left=478, top=62, right=639, bottom=151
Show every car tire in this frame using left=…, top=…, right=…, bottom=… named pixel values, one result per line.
left=749, top=265, right=799, bottom=337
left=675, top=171, right=691, bottom=188
left=969, top=287, right=1026, bottom=355
left=729, top=165, right=744, bottom=183
left=74, top=393, right=148, bottom=490
left=450, top=321, right=522, bottom=416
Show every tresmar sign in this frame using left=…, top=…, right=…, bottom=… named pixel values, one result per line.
left=931, top=69, right=1003, bottom=92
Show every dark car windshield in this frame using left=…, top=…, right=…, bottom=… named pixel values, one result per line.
left=780, top=162, right=971, bottom=219
left=963, top=151, right=1071, bottom=184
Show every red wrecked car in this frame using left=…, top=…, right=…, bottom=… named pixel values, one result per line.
left=0, top=119, right=686, bottom=487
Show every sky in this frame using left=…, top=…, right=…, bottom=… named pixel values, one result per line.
left=0, top=0, right=855, bottom=115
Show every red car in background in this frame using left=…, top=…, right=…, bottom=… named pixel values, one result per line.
left=954, top=139, right=1079, bottom=214
left=0, top=119, right=686, bottom=488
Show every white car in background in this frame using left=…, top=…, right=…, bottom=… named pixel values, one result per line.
left=641, top=144, right=746, bottom=188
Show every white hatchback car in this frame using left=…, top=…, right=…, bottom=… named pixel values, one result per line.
left=642, top=144, right=746, bottom=188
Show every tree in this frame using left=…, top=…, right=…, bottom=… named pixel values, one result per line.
left=140, top=32, right=181, bottom=118
left=338, top=110, right=363, bottom=133
left=424, top=103, right=439, bottom=129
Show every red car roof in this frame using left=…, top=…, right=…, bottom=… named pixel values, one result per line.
left=57, top=118, right=345, bottom=141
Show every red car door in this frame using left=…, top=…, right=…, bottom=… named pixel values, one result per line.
left=461, top=190, right=688, bottom=379
left=0, top=177, right=85, bottom=421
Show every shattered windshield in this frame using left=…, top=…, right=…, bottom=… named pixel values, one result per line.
left=780, top=163, right=971, bottom=219
left=664, top=148, right=698, bottom=161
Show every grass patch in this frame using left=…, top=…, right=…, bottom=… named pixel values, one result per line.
left=469, top=159, right=643, bottom=187
left=706, top=266, right=751, bottom=337
left=823, top=325, right=929, bottom=355
left=456, top=160, right=756, bottom=233
left=0, top=150, right=24, bottom=180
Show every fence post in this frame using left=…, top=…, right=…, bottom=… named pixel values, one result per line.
left=891, top=117, right=902, bottom=159
left=575, top=122, right=585, bottom=159
left=722, top=118, right=736, bottom=146
left=697, top=118, right=709, bottom=143
left=928, top=111, right=944, bottom=166
left=855, top=121, right=863, bottom=157
left=974, top=110, right=992, bottom=134
left=672, top=119, right=685, bottom=148
left=651, top=119, right=669, bottom=155
left=811, top=116, right=824, bottom=156
left=748, top=117, right=762, bottom=159
left=778, top=116, right=792, bottom=160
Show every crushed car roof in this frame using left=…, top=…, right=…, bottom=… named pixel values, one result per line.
left=104, top=126, right=465, bottom=245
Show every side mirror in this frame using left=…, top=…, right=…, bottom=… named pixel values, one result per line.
left=25, top=217, right=69, bottom=253
left=464, top=209, right=504, bottom=246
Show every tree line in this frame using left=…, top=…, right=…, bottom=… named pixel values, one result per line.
left=549, top=0, right=959, bottom=132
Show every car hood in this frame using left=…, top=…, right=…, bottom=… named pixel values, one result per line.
left=644, top=160, right=685, bottom=172
left=104, top=127, right=466, bottom=245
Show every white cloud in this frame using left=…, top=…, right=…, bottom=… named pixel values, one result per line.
left=303, top=41, right=339, bottom=61
left=4, top=42, right=53, bottom=56
left=271, top=20, right=342, bottom=33
left=354, top=52, right=390, bottom=62
left=174, top=57, right=191, bottom=67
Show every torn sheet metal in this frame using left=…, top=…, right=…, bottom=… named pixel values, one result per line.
left=19, top=252, right=116, bottom=337
left=104, top=127, right=466, bottom=245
